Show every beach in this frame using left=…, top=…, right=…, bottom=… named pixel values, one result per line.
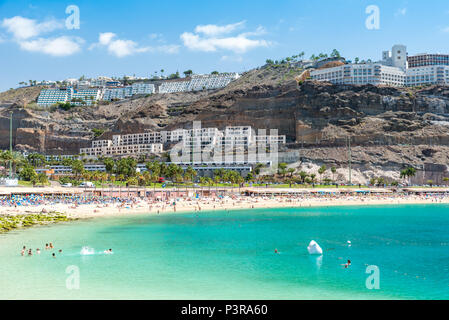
left=1, top=186, right=449, bottom=220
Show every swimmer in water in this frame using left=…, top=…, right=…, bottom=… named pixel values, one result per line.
left=52, top=253, right=56, bottom=258
left=45, top=243, right=49, bottom=250
left=21, top=246, right=26, bottom=256
left=274, top=249, right=279, bottom=254
left=342, top=260, right=351, bottom=268
left=28, top=249, right=32, bottom=256
left=49, top=243, right=54, bottom=249
left=36, top=249, right=41, bottom=254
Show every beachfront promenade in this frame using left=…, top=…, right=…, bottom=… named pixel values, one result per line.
left=1, top=185, right=449, bottom=220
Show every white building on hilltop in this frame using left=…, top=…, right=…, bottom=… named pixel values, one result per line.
left=310, top=44, right=449, bottom=87
left=158, top=73, right=239, bottom=94
left=37, top=87, right=101, bottom=106
left=103, top=83, right=155, bottom=101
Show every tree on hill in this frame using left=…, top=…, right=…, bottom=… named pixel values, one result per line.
left=168, top=71, right=180, bottom=79
left=330, top=49, right=341, bottom=58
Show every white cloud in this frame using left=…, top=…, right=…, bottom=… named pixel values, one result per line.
left=93, top=32, right=149, bottom=57
left=395, top=8, right=407, bottom=16
left=181, top=22, right=270, bottom=54
left=152, top=44, right=180, bottom=54
left=92, top=32, right=179, bottom=57
left=1, top=16, right=81, bottom=56
left=18, top=36, right=83, bottom=56
left=99, top=32, right=116, bottom=45
left=194, top=21, right=245, bottom=36
left=2, top=16, right=63, bottom=40
left=221, top=55, right=243, bottom=63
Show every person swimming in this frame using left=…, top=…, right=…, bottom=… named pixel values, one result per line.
left=36, top=249, right=41, bottom=254
left=49, top=243, right=54, bottom=249
left=27, top=249, right=32, bottom=256
left=342, top=259, right=351, bottom=268
left=274, top=249, right=279, bottom=254
left=104, top=249, right=113, bottom=254
left=21, top=246, right=26, bottom=256
left=52, top=253, right=56, bottom=258
left=45, top=243, right=49, bottom=250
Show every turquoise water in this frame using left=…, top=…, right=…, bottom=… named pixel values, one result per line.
left=1, top=204, right=449, bottom=299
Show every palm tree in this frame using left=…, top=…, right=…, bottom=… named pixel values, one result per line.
left=400, top=167, right=416, bottom=186
left=331, top=166, right=337, bottom=183
left=298, top=171, right=308, bottom=185
left=318, top=165, right=327, bottom=184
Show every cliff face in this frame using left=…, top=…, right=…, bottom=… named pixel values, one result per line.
left=2, top=65, right=449, bottom=183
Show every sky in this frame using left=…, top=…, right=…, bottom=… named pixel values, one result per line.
left=2, top=0, right=449, bottom=91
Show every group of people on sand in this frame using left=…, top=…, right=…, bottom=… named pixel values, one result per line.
left=21, top=242, right=62, bottom=258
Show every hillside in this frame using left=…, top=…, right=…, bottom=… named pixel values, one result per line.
left=1, top=63, right=449, bottom=184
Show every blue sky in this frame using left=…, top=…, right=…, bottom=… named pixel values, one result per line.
left=2, top=0, right=449, bottom=91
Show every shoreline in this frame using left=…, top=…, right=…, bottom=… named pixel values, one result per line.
left=2, top=195, right=449, bottom=221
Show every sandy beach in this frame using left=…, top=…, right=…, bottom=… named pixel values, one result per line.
left=2, top=188, right=449, bottom=220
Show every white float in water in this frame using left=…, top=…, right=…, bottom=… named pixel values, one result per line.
left=80, top=246, right=95, bottom=255
left=307, top=240, right=323, bottom=255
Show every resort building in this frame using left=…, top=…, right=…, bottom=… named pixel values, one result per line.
left=131, top=82, right=155, bottom=95
left=158, top=73, right=239, bottom=94
left=102, top=83, right=155, bottom=101
left=310, top=44, right=449, bottom=87
left=103, top=87, right=133, bottom=101
left=80, top=125, right=286, bottom=161
left=37, top=87, right=101, bottom=106
left=80, top=143, right=163, bottom=157
left=407, top=53, right=449, bottom=68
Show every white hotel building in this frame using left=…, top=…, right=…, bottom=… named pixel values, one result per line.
left=158, top=73, right=240, bottom=94
left=310, top=45, right=449, bottom=87
left=103, top=83, right=155, bottom=101
left=80, top=126, right=286, bottom=159
left=37, top=87, right=102, bottom=106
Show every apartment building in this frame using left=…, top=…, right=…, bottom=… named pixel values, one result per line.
left=311, top=45, right=449, bottom=87
left=80, top=125, right=286, bottom=159
left=103, top=83, right=155, bottom=101
left=131, top=82, right=155, bottom=95
left=80, top=143, right=163, bottom=157
left=37, top=87, right=101, bottom=106
left=158, top=73, right=239, bottom=94
left=407, top=54, right=449, bottom=68
left=405, top=65, right=449, bottom=86
left=103, top=87, right=133, bottom=101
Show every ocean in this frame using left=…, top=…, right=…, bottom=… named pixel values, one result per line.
left=1, top=204, right=448, bottom=299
